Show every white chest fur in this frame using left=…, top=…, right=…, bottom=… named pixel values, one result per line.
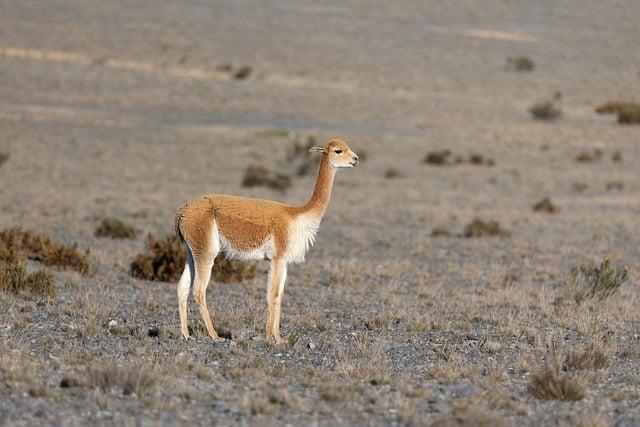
left=285, top=215, right=320, bottom=263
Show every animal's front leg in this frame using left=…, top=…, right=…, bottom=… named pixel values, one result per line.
left=266, top=258, right=286, bottom=345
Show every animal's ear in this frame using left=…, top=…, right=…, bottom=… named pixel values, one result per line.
left=308, top=146, right=326, bottom=153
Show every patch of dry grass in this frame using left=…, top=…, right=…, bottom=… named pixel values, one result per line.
left=0, top=228, right=89, bottom=275
left=94, top=218, right=137, bottom=239
left=570, top=258, right=628, bottom=303
left=0, top=259, right=56, bottom=298
left=130, top=234, right=257, bottom=283
left=0, top=151, right=8, bottom=168
left=529, top=93, right=562, bottom=121
left=83, top=363, right=158, bottom=396
left=595, top=101, right=640, bottom=124
left=533, top=197, right=558, bottom=213
left=528, top=351, right=587, bottom=401
left=507, top=56, right=534, bottom=71
left=463, top=219, right=510, bottom=238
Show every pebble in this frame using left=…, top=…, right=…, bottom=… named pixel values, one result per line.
left=108, top=320, right=118, bottom=328
left=308, top=342, right=317, bottom=350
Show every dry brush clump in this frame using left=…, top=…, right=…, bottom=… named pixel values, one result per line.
left=529, top=92, right=562, bottom=121
left=0, top=228, right=89, bottom=275
left=0, top=151, right=8, bottom=168
left=94, top=218, right=137, bottom=239
left=0, top=248, right=56, bottom=298
left=463, top=219, right=510, bottom=238
left=570, top=258, right=628, bottom=303
left=242, top=165, right=291, bottom=191
left=595, top=101, right=640, bottom=124
left=528, top=351, right=587, bottom=401
left=507, top=56, right=535, bottom=72
left=432, top=403, right=507, bottom=427
left=424, top=150, right=494, bottom=166
left=533, top=197, right=558, bottom=213
left=130, top=234, right=256, bottom=283
left=83, top=363, right=158, bottom=397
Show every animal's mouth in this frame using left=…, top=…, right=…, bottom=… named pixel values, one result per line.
left=349, top=159, right=359, bottom=167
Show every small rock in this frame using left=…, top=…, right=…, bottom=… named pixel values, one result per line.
left=308, top=342, right=316, bottom=350
left=148, top=326, right=160, bottom=337
left=452, top=383, right=476, bottom=397
left=108, top=320, right=118, bottom=328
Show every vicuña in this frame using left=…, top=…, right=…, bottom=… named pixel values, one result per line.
left=175, top=139, right=359, bottom=344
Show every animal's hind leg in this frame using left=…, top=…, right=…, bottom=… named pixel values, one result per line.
left=192, top=251, right=223, bottom=342
left=177, top=245, right=195, bottom=339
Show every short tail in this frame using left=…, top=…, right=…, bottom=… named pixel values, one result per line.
left=175, top=204, right=187, bottom=242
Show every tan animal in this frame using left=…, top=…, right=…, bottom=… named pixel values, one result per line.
left=175, top=139, right=359, bottom=344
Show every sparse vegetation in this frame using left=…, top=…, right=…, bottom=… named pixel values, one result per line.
left=130, top=234, right=256, bottom=283
left=84, top=363, right=158, bottom=396
left=0, top=228, right=89, bottom=275
left=242, top=165, right=291, bottom=191
left=256, top=129, right=291, bottom=138
left=0, top=259, right=56, bottom=298
left=0, top=151, right=8, bottom=168
left=94, top=217, right=137, bottom=239
left=431, top=226, right=451, bottom=237
left=507, top=56, right=535, bottom=72
left=424, top=150, right=494, bottom=166
left=463, top=219, right=510, bottom=237
left=570, top=258, right=628, bottom=303
left=432, top=403, right=507, bottom=427
left=595, top=101, right=640, bottom=124
left=529, top=92, right=562, bottom=121
left=528, top=351, right=587, bottom=401
left=533, top=197, right=558, bottom=213
left=384, top=168, right=403, bottom=178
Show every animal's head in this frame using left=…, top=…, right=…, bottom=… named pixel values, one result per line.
left=309, top=139, right=359, bottom=169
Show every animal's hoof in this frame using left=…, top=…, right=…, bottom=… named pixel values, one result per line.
left=211, top=335, right=225, bottom=343
left=181, top=332, right=191, bottom=340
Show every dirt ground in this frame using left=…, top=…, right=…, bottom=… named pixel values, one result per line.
left=1, top=1, right=639, bottom=426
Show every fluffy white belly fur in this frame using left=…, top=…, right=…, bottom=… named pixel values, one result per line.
left=214, top=216, right=319, bottom=263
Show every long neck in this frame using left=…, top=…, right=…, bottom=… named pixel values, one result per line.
left=301, top=155, right=336, bottom=218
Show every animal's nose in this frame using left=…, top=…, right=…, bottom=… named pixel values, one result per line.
left=353, top=155, right=359, bottom=165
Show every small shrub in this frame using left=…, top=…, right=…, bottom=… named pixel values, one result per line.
left=384, top=168, right=403, bottom=179
left=424, top=150, right=452, bottom=165
left=0, top=152, right=8, bottom=168
left=130, top=234, right=256, bottom=283
left=468, top=154, right=495, bottom=166
left=606, top=181, right=623, bottom=191
left=507, top=56, right=535, bottom=72
left=94, top=218, right=137, bottom=239
left=566, top=346, right=610, bottom=371
left=242, top=165, right=291, bottom=191
left=0, top=261, right=28, bottom=293
left=529, top=102, right=561, bottom=121
left=233, top=65, right=252, bottom=80
left=463, top=219, right=510, bottom=238
left=575, top=149, right=602, bottom=163
left=533, top=197, right=558, bottom=213
left=595, top=101, right=640, bottom=124
left=25, top=271, right=56, bottom=298
left=528, top=352, right=587, bottom=401
left=0, top=228, right=89, bottom=275
left=570, top=259, right=628, bottom=303
left=0, top=261, right=56, bottom=298
left=431, top=226, right=451, bottom=237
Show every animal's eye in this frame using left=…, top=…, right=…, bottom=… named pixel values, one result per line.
left=334, top=149, right=343, bottom=154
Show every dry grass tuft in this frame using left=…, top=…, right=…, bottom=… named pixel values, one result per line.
left=566, top=346, right=610, bottom=371
left=84, top=363, right=158, bottom=396
left=424, top=150, right=452, bottom=165
left=528, top=352, right=587, bottom=401
left=431, top=226, right=451, bottom=237
left=529, top=93, right=562, bottom=121
left=130, top=234, right=256, bottom=283
left=463, top=219, right=510, bottom=238
left=94, top=218, right=137, bottom=239
left=0, top=260, right=56, bottom=298
left=432, top=403, right=507, bottom=427
left=0, top=228, right=90, bottom=275
left=595, top=101, right=640, bottom=124
left=575, top=149, right=602, bottom=163
left=507, top=56, right=535, bottom=71
left=0, top=151, right=8, bottom=168
left=242, top=165, right=291, bottom=191
left=570, top=258, right=628, bottom=303
left=533, top=197, right=558, bottom=213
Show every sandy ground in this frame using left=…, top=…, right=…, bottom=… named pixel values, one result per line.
left=0, top=1, right=639, bottom=426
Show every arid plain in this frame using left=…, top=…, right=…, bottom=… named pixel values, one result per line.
left=0, top=1, right=639, bottom=426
